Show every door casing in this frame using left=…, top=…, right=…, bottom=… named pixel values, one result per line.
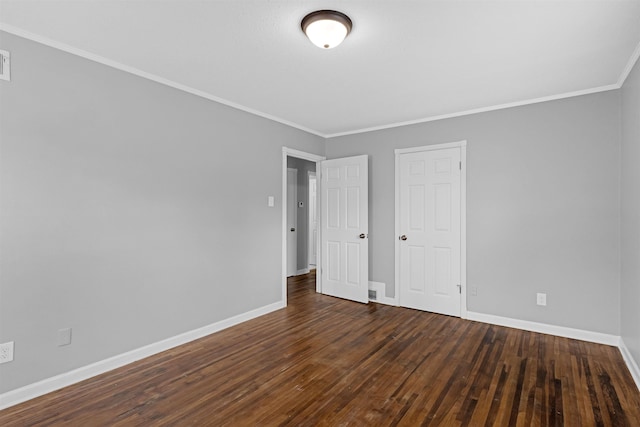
left=394, top=141, right=468, bottom=318
left=308, top=172, right=317, bottom=267
left=287, top=167, right=298, bottom=277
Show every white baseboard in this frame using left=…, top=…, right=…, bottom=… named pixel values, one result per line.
left=368, top=281, right=398, bottom=306
left=619, top=338, right=640, bottom=392
left=466, top=311, right=620, bottom=346
left=0, top=300, right=285, bottom=410
left=465, top=312, right=640, bottom=393
left=3, top=303, right=636, bottom=410
left=295, top=268, right=310, bottom=276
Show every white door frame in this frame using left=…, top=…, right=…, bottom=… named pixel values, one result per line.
left=287, top=167, right=298, bottom=277
left=394, top=140, right=468, bottom=318
left=282, top=147, right=326, bottom=305
left=308, top=171, right=317, bottom=268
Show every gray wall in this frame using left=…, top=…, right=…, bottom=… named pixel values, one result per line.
left=286, top=157, right=316, bottom=271
left=621, top=58, right=640, bottom=367
left=0, top=32, right=324, bottom=393
left=1, top=28, right=636, bottom=397
left=326, top=91, right=621, bottom=335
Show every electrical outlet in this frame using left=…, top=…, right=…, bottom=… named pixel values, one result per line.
left=0, top=341, right=14, bottom=364
left=471, top=286, right=478, bottom=296
left=58, top=328, right=72, bottom=346
left=537, top=293, right=547, bottom=306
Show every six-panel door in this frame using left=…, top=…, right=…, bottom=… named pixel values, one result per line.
left=321, top=155, right=369, bottom=304
left=398, top=148, right=461, bottom=316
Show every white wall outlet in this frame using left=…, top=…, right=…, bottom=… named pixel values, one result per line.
left=0, top=341, right=14, bottom=364
left=471, top=286, right=478, bottom=296
left=267, top=196, right=275, bottom=207
left=58, top=328, right=72, bottom=346
left=537, top=293, right=547, bottom=306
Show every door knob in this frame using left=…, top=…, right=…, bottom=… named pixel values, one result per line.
left=359, top=233, right=366, bottom=239
left=399, top=235, right=407, bottom=241
left=290, top=228, right=295, bottom=232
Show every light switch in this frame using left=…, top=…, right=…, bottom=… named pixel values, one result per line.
left=268, top=196, right=275, bottom=207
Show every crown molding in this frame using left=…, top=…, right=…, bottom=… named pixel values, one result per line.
left=617, top=39, right=640, bottom=87
left=325, top=84, right=620, bottom=138
left=0, top=24, right=326, bottom=138
left=1, top=23, right=635, bottom=140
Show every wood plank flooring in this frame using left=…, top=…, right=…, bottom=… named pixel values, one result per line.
left=1, top=270, right=639, bottom=426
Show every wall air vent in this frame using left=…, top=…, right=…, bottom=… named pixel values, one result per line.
left=0, top=50, right=10, bottom=81
left=368, top=289, right=377, bottom=301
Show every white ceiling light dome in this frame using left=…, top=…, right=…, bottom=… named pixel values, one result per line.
left=301, top=10, right=352, bottom=49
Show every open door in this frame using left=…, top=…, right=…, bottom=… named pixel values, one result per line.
left=320, top=155, right=369, bottom=303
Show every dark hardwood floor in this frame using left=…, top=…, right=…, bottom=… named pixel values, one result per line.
left=1, top=270, right=639, bottom=426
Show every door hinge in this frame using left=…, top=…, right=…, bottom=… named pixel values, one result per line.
left=459, top=161, right=462, bottom=170
left=457, top=284, right=461, bottom=294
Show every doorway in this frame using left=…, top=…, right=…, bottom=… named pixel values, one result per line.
left=282, top=148, right=370, bottom=306
left=286, top=156, right=317, bottom=277
left=282, top=148, right=325, bottom=304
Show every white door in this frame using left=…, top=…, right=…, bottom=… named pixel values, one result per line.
left=398, top=147, right=461, bottom=316
left=308, top=173, right=317, bottom=267
left=287, top=168, right=298, bottom=277
left=321, top=155, right=369, bottom=303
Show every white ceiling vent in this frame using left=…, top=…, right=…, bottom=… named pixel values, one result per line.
left=0, top=50, right=11, bottom=81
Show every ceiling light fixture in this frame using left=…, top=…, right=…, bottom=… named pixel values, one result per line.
left=301, top=10, right=352, bottom=49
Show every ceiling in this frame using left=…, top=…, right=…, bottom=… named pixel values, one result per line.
left=1, top=1, right=640, bottom=137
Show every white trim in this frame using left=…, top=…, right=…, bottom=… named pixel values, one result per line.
left=1, top=24, right=631, bottom=141
left=368, top=281, right=398, bottom=306
left=295, top=268, right=310, bottom=276
left=282, top=148, right=325, bottom=163
left=394, top=152, right=401, bottom=312
left=0, top=24, right=325, bottom=138
left=307, top=171, right=317, bottom=269
left=394, top=140, right=468, bottom=155
left=466, top=312, right=640, bottom=391
left=2, top=302, right=635, bottom=411
left=619, top=338, right=640, bottom=392
left=460, top=145, right=468, bottom=319
left=326, top=85, right=620, bottom=138
left=0, top=301, right=284, bottom=410
left=618, top=39, right=640, bottom=87
left=466, top=311, right=620, bottom=346
left=315, top=167, right=322, bottom=294
left=282, top=148, right=325, bottom=302
left=395, top=141, right=467, bottom=318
